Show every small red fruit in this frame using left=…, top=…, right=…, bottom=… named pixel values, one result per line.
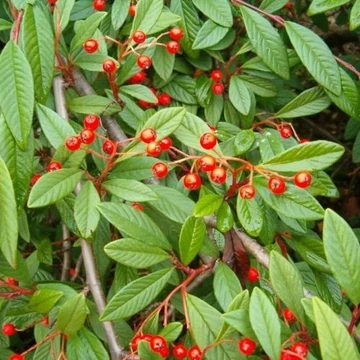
left=7, top=278, right=18, bottom=286
left=239, top=184, right=256, bottom=199
left=93, top=0, right=106, bottom=11
left=41, top=317, right=49, bottom=326
left=183, top=173, right=201, bottom=190
left=268, top=177, right=286, bottom=195
left=172, top=344, right=187, bottom=359
left=150, top=335, right=167, bottom=352
left=283, top=308, right=297, bottom=323
left=69, top=268, right=76, bottom=277
left=146, top=142, right=162, bottom=157
left=9, top=355, right=23, bottom=360
left=47, top=161, right=62, bottom=172
left=102, top=139, right=115, bottom=154
left=159, top=137, right=172, bottom=151
left=131, top=202, right=144, bottom=211
left=48, top=0, right=57, bottom=4
left=140, top=128, right=157, bottom=143
left=212, top=82, right=225, bottom=95
left=211, top=70, right=223, bottom=82
left=159, top=346, right=170, bottom=357
left=2, top=323, right=16, bottom=336
left=294, top=171, right=312, bottom=188
left=138, top=99, right=151, bottom=108
left=284, top=1, right=292, bottom=9
left=83, top=39, right=99, bottom=53
left=130, top=334, right=144, bottom=351
left=83, top=114, right=100, bottom=130
left=80, top=129, right=96, bottom=144
left=157, top=93, right=172, bottom=106
left=198, top=155, right=216, bottom=172
left=210, top=167, right=227, bottom=184
left=128, top=71, right=146, bottom=84
left=169, top=27, right=184, bottom=41
left=166, top=40, right=180, bottom=54
left=247, top=267, right=259, bottom=282
left=188, top=345, right=202, bottom=360
left=102, top=59, right=117, bottom=73
left=65, top=136, right=81, bottom=151
left=128, top=3, right=136, bottom=16
left=291, top=342, right=308, bottom=357
left=279, top=125, right=293, bottom=139
left=199, top=132, right=217, bottom=150
left=280, top=351, right=297, bottom=360
left=152, top=163, right=168, bottom=179
left=132, top=30, right=146, bottom=44
left=299, top=138, right=309, bottom=143
left=137, top=55, right=152, bottom=69
left=238, top=338, right=256, bottom=355
left=30, top=174, right=41, bottom=185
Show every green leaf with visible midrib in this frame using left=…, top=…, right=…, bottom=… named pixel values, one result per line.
left=131, top=0, right=163, bottom=34
left=112, top=0, right=131, bottom=30
left=229, top=76, right=252, bottom=115
left=0, top=41, right=34, bottom=150
left=192, top=0, right=233, bottom=27
left=285, top=21, right=341, bottom=96
left=236, top=195, right=263, bottom=236
left=308, top=0, right=350, bottom=15
left=192, top=20, right=228, bottom=50
left=120, top=85, right=158, bottom=103
left=193, top=194, right=223, bottom=217
left=54, top=0, right=75, bottom=32
left=350, top=0, right=360, bottom=30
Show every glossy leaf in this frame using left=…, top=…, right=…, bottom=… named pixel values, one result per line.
left=112, top=0, right=131, bottom=30
left=193, top=194, right=223, bottom=217
left=216, top=202, right=234, bottom=233
left=308, top=0, right=350, bottom=15
left=350, top=0, right=360, bottom=30
left=260, top=0, right=289, bottom=13
left=54, top=0, right=75, bottom=32
left=120, top=85, right=158, bottom=103
left=192, top=20, right=228, bottom=50
left=152, top=44, right=175, bottom=81
left=29, top=289, right=63, bottom=313
left=229, top=76, right=252, bottom=115
left=131, top=0, right=163, bottom=34
left=192, top=0, right=233, bottom=27
left=67, top=95, right=122, bottom=116
left=236, top=195, right=263, bottom=237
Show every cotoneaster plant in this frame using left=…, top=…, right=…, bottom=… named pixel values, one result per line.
left=0, top=0, right=359, bottom=360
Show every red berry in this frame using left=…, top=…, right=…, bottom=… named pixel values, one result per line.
left=188, top=345, right=202, bottom=360
left=294, top=171, right=312, bottom=188
left=69, top=268, right=76, bottom=277
left=152, top=163, right=168, bottom=179
left=279, top=125, right=293, bottom=138
left=102, top=59, right=116, bottom=73
left=268, top=177, right=286, bottom=195
left=93, top=0, right=106, bottom=11
left=80, top=129, right=96, bottom=144
left=172, top=344, right=187, bottom=359
left=137, top=55, right=152, bottom=69
left=48, top=0, right=57, bottom=4
left=132, top=30, right=146, bottom=44
left=199, top=132, right=217, bottom=150
left=183, top=173, right=201, bottom=190
left=65, top=136, right=81, bottom=151
left=131, top=202, right=144, bottom=211
left=150, top=335, right=167, bottom=352
left=283, top=308, right=297, bottom=323
left=159, top=346, right=170, bottom=357
left=46, top=161, right=62, bottom=172
left=210, top=167, right=227, bottom=184
left=247, top=267, right=259, bottom=282
left=280, top=351, right=298, bottom=360
left=166, top=41, right=180, bottom=54
left=138, top=99, right=151, bottom=108
left=146, top=142, right=162, bottom=157
left=159, top=137, right=172, bottom=151
left=30, top=174, right=41, bottom=185
left=102, top=139, right=115, bottom=154
left=239, top=184, right=256, bottom=199
left=157, top=93, right=171, bottom=106
left=83, top=114, right=100, bottom=130
left=140, top=128, right=157, bottom=143
left=198, top=155, right=216, bottom=172
left=212, top=82, right=225, bottom=95
left=83, top=39, right=99, bottom=53
left=169, top=27, right=184, bottom=41
left=299, top=138, right=309, bottom=143
left=9, top=355, right=23, bottom=360
left=128, top=3, right=136, bottom=16
left=130, top=334, right=144, bottom=351
left=291, top=342, right=308, bottom=357
left=41, top=317, right=49, bottom=326
left=7, top=277, right=18, bottom=286
left=128, top=71, right=146, bottom=84
left=238, top=338, right=256, bottom=355
left=284, top=1, right=292, bottom=9
left=2, top=323, right=16, bottom=336
left=211, top=70, right=223, bottom=82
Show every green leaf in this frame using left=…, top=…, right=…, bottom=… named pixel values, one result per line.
left=258, top=130, right=285, bottom=162
left=28, top=169, right=84, bottom=208
left=193, top=194, right=223, bottom=217
left=36, top=104, right=76, bottom=149
left=57, top=294, right=87, bottom=335
left=179, top=216, right=206, bottom=265
left=73, top=53, right=109, bottom=72
left=249, top=288, right=281, bottom=360
left=104, top=238, right=170, bottom=268
left=97, top=202, right=171, bottom=250
left=0, top=158, right=18, bottom=268
left=0, top=19, right=12, bottom=31
left=254, top=177, right=324, bottom=220
left=131, top=0, right=163, bottom=34
left=308, top=0, right=350, bottom=15
left=269, top=251, right=305, bottom=322
left=0, top=41, right=34, bottom=150
left=229, top=76, right=252, bottom=115
left=216, top=202, right=234, bottom=233
left=159, top=322, right=183, bottom=342
left=192, top=20, right=228, bottom=50
left=29, top=289, right=63, bottom=314
left=312, top=297, right=359, bottom=360
left=260, top=140, right=345, bottom=172
left=148, top=8, right=182, bottom=35
left=239, top=74, right=278, bottom=98
left=54, top=0, right=75, bottom=32
left=68, top=95, right=122, bottom=116
left=240, top=6, right=289, bottom=79
left=285, top=21, right=341, bottom=95
left=260, top=0, right=289, bottom=13
left=192, top=0, right=233, bottom=27
left=22, top=3, right=54, bottom=104
left=101, top=268, right=174, bottom=321
left=350, top=0, right=360, bottom=30
left=162, top=75, right=197, bottom=104
left=236, top=195, right=263, bottom=236
left=138, top=341, right=164, bottom=360
left=102, top=179, right=158, bottom=202
left=74, top=181, right=101, bottom=239
left=276, top=87, right=331, bottom=118
left=120, top=85, right=158, bottom=103
left=112, top=0, right=131, bottom=30
left=214, top=262, right=242, bottom=311
left=152, top=45, right=175, bottom=81
left=323, top=209, right=360, bottom=304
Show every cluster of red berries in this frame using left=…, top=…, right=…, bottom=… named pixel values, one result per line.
left=210, top=70, right=225, bottom=95
left=281, top=342, right=308, bottom=359
left=130, top=334, right=169, bottom=357
left=138, top=89, right=172, bottom=109
left=30, top=156, right=64, bottom=186
left=283, top=308, right=297, bottom=324
left=139, top=128, right=172, bottom=157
